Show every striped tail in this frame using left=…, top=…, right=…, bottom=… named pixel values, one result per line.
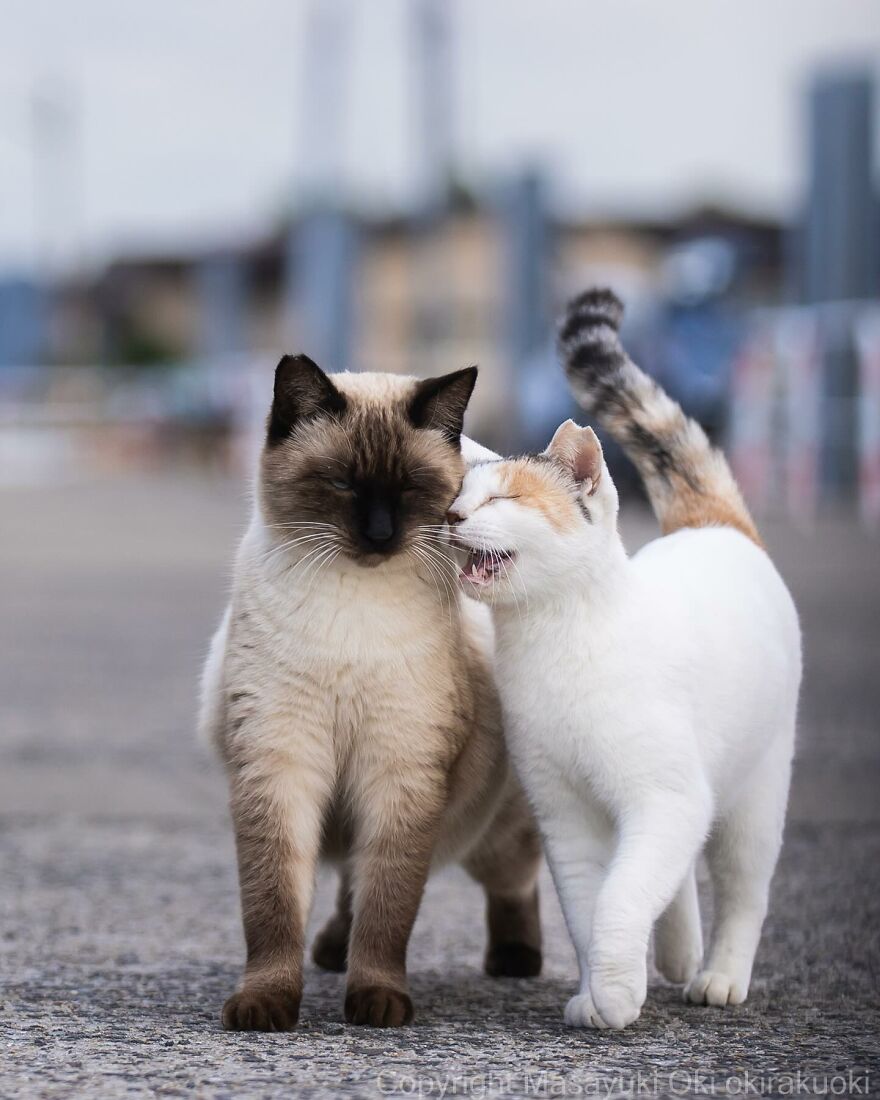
left=558, top=287, right=762, bottom=547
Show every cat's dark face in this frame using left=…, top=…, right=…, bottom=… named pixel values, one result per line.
left=259, top=355, right=477, bottom=566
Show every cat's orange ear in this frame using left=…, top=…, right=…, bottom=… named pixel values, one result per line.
left=544, top=420, right=603, bottom=494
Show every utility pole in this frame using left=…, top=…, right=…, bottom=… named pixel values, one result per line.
left=31, top=77, right=80, bottom=279
left=497, top=170, right=551, bottom=449
left=27, top=77, right=80, bottom=363
left=411, top=0, right=453, bottom=374
left=802, top=71, right=878, bottom=503
left=285, top=0, right=357, bottom=371
left=413, top=0, right=452, bottom=218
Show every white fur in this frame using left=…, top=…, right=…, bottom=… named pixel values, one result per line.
left=450, top=455, right=801, bottom=1029
left=459, top=435, right=501, bottom=466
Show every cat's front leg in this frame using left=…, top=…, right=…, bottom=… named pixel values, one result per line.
left=686, top=741, right=790, bottom=1007
left=343, top=759, right=446, bottom=1027
left=538, top=793, right=612, bottom=1028
left=588, top=789, right=711, bottom=1029
left=221, top=708, right=335, bottom=1032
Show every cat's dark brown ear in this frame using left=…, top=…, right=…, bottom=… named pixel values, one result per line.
left=267, top=354, right=347, bottom=445
left=408, top=366, right=478, bottom=445
left=544, top=420, right=603, bottom=494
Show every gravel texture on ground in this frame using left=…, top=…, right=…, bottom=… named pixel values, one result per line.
left=1, top=476, right=878, bottom=1099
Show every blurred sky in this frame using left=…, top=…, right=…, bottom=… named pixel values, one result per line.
left=0, top=0, right=877, bottom=275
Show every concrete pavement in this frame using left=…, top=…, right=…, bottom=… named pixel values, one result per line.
left=1, top=475, right=877, bottom=1098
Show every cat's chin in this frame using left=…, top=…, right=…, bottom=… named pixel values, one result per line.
left=348, top=546, right=412, bottom=569
left=352, top=552, right=394, bottom=569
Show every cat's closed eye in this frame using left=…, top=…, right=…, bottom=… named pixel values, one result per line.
left=326, top=476, right=353, bottom=492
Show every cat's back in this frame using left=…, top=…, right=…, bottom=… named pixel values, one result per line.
left=633, top=526, right=797, bottom=643
left=613, top=526, right=799, bottom=793
left=631, top=526, right=801, bottom=725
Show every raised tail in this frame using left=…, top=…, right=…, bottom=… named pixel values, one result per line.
left=558, top=288, right=762, bottom=547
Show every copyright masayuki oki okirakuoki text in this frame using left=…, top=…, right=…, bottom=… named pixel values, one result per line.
left=375, top=1067, right=872, bottom=1097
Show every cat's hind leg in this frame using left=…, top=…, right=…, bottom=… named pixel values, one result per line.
left=464, top=782, right=544, bottom=978
left=686, top=740, right=791, bottom=1007
left=654, top=863, right=703, bottom=984
left=312, top=865, right=352, bottom=972
left=588, top=786, right=712, bottom=1029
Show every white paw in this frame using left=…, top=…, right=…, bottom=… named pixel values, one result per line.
left=588, top=967, right=646, bottom=1030
left=654, top=939, right=702, bottom=985
left=684, top=969, right=748, bottom=1007
left=564, top=992, right=607, bottom=1029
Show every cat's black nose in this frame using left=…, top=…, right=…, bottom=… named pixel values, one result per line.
left=364, top=502, right=395, bottom=546
left=446, top=509, right=463, bottom=527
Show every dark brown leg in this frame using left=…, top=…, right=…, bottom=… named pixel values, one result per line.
left=312, top=865, right=352, bottom=972
left=484, top=887, right=542, bottom=977
left=464, top=781, right=544, bottom=978
left=221, top=750, right=332, bottom=1032
left=344, top=771, right=444, bottom=1027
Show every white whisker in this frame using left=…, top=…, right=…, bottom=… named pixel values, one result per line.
left=297, top=544, right=341, bottom=601
left=409, top=542, right=456, bottom=627
left=262, top=532, right=338, bottom=563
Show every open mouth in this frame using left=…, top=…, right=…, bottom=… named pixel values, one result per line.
left=459, top=548, right=516, bottom=586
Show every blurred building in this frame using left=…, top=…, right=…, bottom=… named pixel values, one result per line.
left=24, top=197, right=786, bottom=399
left=0, top=278, right=48, bottom=366
left=0, top=189, right=841, bottom=487
left=0, top=63, right=877, bottom=522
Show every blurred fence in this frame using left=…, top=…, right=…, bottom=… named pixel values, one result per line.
left=0, top=358, right=268, bottom=485
left=731, top=301, right=880, bottom=528
left=2, top=303, right=879, bottom=532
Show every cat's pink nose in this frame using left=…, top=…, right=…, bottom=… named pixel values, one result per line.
left=446, top=509, right=464, bottom=527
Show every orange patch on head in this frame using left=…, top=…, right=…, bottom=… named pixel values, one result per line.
left=500, top=461, right=581, bottom=533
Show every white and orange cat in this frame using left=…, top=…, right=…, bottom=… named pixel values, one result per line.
left=448, top=289, right=801, bottom=1030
